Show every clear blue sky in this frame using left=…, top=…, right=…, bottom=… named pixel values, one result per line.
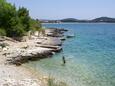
left=7, top=0, right=115, bottom=19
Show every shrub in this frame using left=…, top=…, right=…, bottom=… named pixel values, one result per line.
left=0, top=28, right=6, bottom=36
left=0, top=0, right=42, bottom=38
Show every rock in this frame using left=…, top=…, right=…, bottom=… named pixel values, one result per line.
left=60, top=37, right=66, bottom=41
left=60, top=28, right=68, bottom=32
left=2, top=27, right=68, bottom=65
left=0, top=42, right=9, bottom=48
left=66, top=33, right=75, bottom=38
left=0, top=46, right=2, bottom=51
left=42, top=37, right=62, bottom=46
left=7, top=47, right=54, bottom=65
left=45, top=28, right=67, bottom=37
left=15, top=62, right=22, bottom=66
left=0, top=37, right=5, bottom=41
left=0, top=36, right=17, bottom=42
left=3, top=47, right=8, bottom=51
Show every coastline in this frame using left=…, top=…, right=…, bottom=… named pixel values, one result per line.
left=42, top=22, right=115, bottom=24
left=0, top=28, right=69, bottom=86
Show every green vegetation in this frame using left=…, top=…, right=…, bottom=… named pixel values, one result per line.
left=47, top=77, right=67, bottom=86
left=0, top=28, right=6, bottom=36
left=0, top=0, right=41, bottom=37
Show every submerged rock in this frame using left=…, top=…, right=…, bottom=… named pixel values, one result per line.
left=66, top=33, right=75, bottom=38
left=60, top=37, right=66, bottom=41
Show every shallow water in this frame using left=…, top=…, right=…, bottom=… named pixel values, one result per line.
left=26, top=23, right=115, bottom=86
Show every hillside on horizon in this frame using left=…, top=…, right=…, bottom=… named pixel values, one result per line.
left=40, top=17, right=115, bottom=23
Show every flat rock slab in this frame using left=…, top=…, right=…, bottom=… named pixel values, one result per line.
left=42, top=37, right=62, bottom=46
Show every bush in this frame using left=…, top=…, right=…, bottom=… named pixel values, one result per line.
left=0, top=28, right=6, bottom=36
left=0, top=0, right=42, bottom=38
left=7, top=23, right=26, bottom=37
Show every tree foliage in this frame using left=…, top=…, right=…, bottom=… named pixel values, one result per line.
left=0, top=0, right=41, bottom=37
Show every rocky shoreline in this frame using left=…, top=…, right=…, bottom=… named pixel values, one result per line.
left=0, top=28, right=68, bottom=66
left=0, top=28, right=75, bottom=86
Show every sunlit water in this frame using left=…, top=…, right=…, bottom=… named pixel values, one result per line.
left=25, top=23, right=115, bottom=86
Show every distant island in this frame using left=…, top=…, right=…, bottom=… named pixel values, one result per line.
left=40, top=17, right=115, bottom=23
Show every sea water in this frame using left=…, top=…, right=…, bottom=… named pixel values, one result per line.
left=26, top=23, right=115, bottom=86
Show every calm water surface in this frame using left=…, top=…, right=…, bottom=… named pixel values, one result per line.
left=26, top=23, right=115, bottom=86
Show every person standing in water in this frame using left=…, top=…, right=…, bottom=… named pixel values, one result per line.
left=62, top=56, right=66, bottom=64
left=62, top=49, right=66, bottom=65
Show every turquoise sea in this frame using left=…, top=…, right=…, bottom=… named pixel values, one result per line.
left=26, top=23, right=115, bottom=86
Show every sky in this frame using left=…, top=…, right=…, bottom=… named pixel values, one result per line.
left=7, top=0, right=115, bottom=20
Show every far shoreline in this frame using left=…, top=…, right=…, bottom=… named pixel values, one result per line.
left=42, top=22, right=115, bottom=24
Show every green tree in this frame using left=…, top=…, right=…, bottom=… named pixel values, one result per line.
left=18, top=7, right=30, bottom=32
left=30, top=19, right=42, bottom=31
left=0, top=0, right=42, bottom=37
left=0, top=1, right=26, bottom=37
left=7, top=17, right=25, bottom=37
